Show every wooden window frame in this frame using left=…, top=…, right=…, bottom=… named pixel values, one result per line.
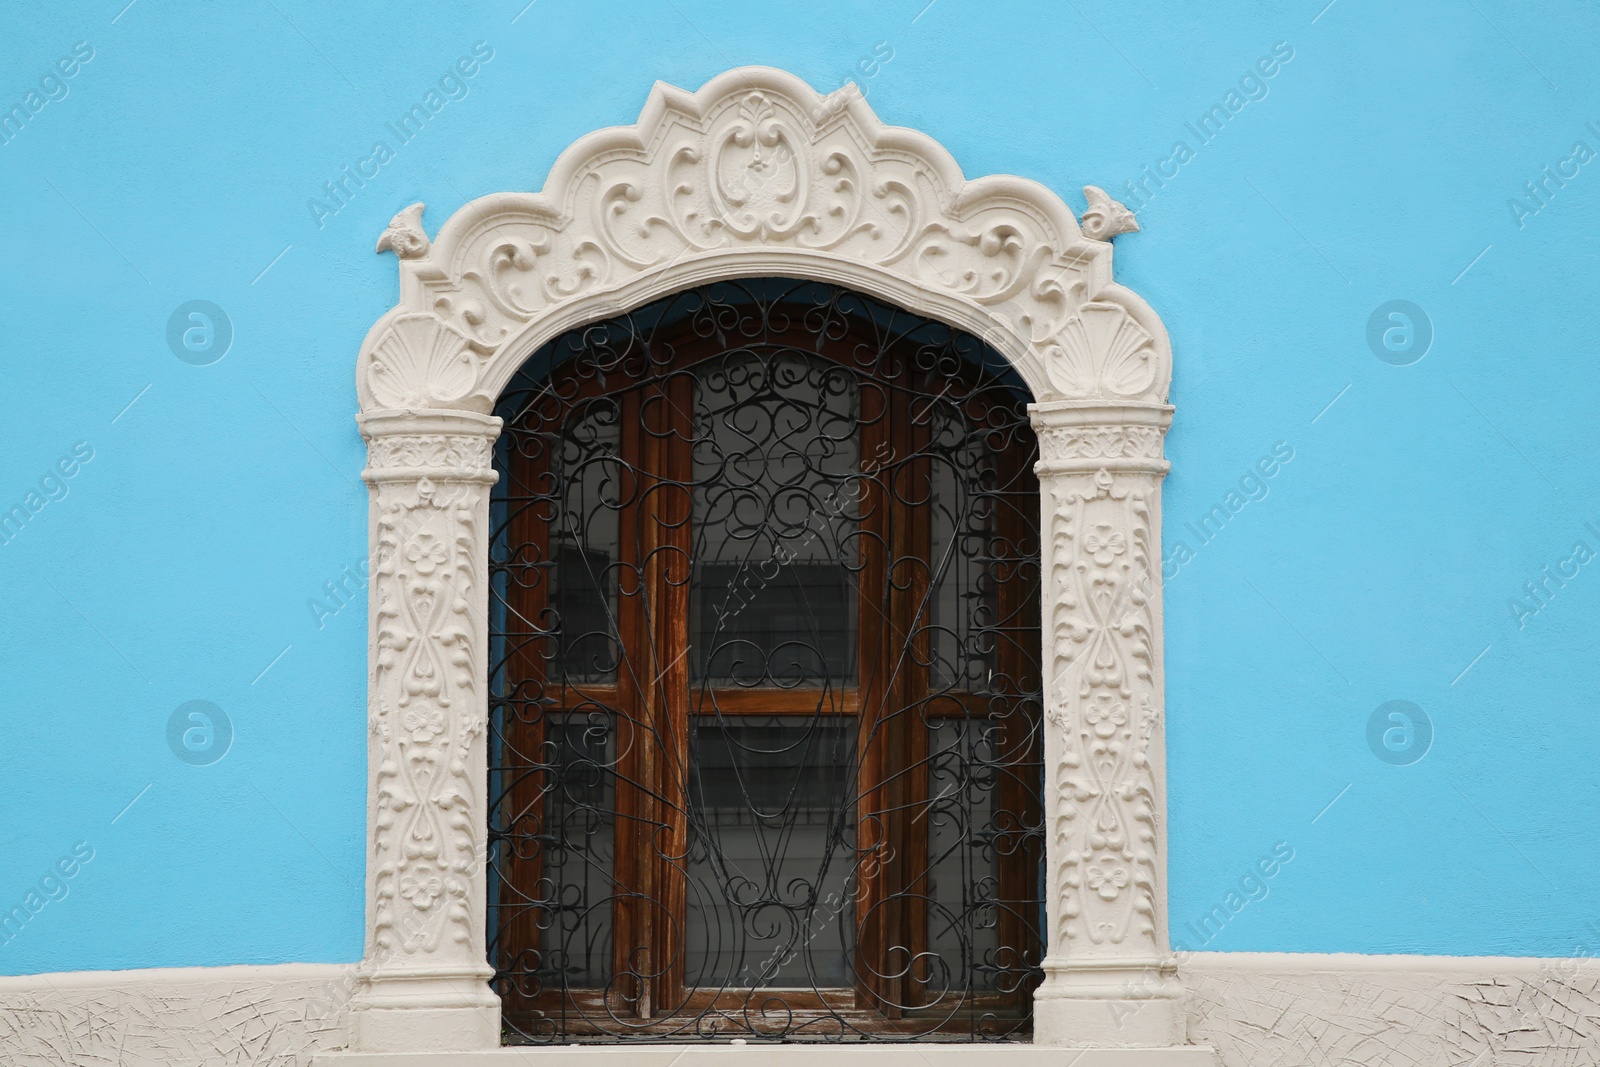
left=494, top=313, right=1042, bottom=1037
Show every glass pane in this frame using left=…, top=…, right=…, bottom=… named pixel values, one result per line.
left=925, top=718, right=1000, bottom=993
left=690, top=351, right=860, bottom=686
left=684, top=716, right=857, bottom=988
left=550, top=403, right=621, bottom=683
left=539, top=713, right=616, bottom=987
left=692, top=562, right=854, bottom=685
left=927, top=408, right=993, bottom=692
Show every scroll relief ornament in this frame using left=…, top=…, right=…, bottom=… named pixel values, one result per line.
left=366, top=433, right=493, bottom=471
left=1046, top=469, right=1160, bottom=951
left=1038, top=424, right=1166, bottom=463
left=370, top=476, right=484, bottom=959
left=358, top=68, right=1169, bottom=415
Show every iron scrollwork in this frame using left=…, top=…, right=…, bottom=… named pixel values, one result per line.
left=486, top=279, right=1043, bottom=1043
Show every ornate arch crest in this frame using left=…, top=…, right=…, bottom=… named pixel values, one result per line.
left=356, top=66, right=1167, bottom=416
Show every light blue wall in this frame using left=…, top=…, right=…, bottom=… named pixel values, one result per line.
left=1, top=0, right=1596, bottom=976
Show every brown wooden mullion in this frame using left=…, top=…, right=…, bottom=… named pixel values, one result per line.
left=645, top=372, right=694, bottom=1014
left=497, top=435, right=552, bottom=1017
left=851, top=374, right=935, bottom=1017
left=610, top=388, right=654, bottom=1017
left=853, top=380, right=894, bottom=1014
left=606, top=376, right=697, bottom=1020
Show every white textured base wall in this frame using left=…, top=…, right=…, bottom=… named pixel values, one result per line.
left=1185, top=954, right=1600, bottom=1067
left=0, top=963, right=354, bottom=1067
left=2, top=955, right=1596, bottom=1066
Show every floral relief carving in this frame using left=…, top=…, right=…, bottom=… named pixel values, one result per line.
left=370, top=475, right=484, bottom=960
left=1038, top=424, right=1166, bottom=462
left=1045, top=469, right=1160, bottom=953
left=357, top=67, right=1170, bottom=415
left=709, top=93, right=812, bottom=242
left=366, top=434, right=493, bottom=471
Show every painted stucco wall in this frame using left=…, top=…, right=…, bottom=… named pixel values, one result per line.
left=0, top=0, right=1595, bottom=977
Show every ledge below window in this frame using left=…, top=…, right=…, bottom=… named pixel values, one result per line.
left=313, top=1046, right=1219, bottom=1067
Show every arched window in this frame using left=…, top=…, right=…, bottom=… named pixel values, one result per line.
left=486, top=279, right=1043, bottom=1041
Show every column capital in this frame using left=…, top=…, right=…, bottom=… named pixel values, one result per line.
left=1029, top=400, right=1173, bottom=477
left=359, top=409, right=502, bottom=486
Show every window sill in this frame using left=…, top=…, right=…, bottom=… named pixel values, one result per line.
left=314, top=1045, right=1218, bottom=1067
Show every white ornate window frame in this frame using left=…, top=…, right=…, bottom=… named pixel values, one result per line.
left=338, top=66, right=1206, bottom=1064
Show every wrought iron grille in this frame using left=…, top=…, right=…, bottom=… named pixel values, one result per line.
left=487, top=279, right=1043, bottom=1043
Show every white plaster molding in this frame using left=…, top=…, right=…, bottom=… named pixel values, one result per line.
left=356, top=66, right=1169, bottom=416
left=353, top=65, right=1178, bottom=1054
left=3, top=955, right=1592, bottom=1065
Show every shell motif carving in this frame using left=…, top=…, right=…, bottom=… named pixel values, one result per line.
left=367, top=314, right=481, bottom=411
left=1046, top=469, right=1160, bottom=952
left=1045, top=302, right=1158, bottom=400
left=359, top=68, right=1171, bottom=413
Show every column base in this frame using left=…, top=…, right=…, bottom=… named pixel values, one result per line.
left=346, top=971, right=501, bottom=1053
left=1032, top=959, right=1188, bottom=1048
left=348, top=1005, right=500, bottom=1054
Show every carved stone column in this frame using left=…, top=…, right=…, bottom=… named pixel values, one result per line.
left=1029, top=400, right=1184, bottom=1047
left=347, top=409, right=503, bottom=1053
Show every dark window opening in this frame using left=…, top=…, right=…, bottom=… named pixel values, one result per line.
left=488, top=279, right=1043, bottom=1043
